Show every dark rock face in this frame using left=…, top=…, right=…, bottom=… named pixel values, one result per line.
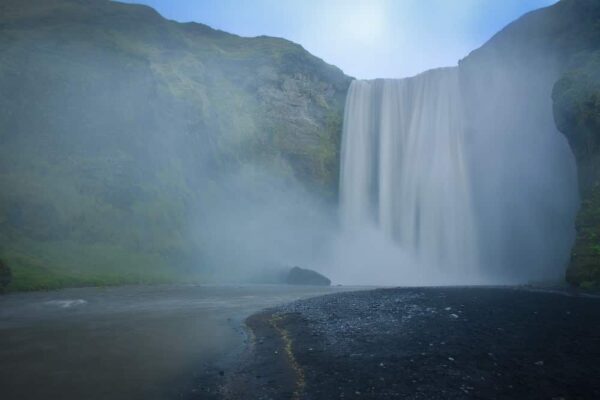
left=566, top=186, right=600, bottom=287
left=553, top=51, right=600, bottom=288
left=546, top=1, right=600, bottom=288
left=285, top=266, right=331, bottom=286
left=0, top=259, right=11, bottom=293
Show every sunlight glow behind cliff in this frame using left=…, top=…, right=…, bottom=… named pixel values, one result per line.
left=118, top=0, right=558, bottom=79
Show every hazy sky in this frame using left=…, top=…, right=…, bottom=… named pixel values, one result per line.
left=119, top=0, right=558, bottom=79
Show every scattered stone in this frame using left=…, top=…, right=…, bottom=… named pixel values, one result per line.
left=237, top=287, right=600, bottom=399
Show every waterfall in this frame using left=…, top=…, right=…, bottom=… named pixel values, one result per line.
left=333, top=61, right=579, bottom=286
left=339, top=68, right=480, bottom=283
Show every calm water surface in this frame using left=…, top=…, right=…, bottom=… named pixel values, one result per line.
left=0, top=284, right=354, bottom=400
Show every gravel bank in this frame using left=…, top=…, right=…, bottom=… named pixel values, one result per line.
left=224, top=287, right=600, bottom=400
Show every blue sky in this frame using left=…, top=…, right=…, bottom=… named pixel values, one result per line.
left=119, top=0, right=558, bottom=79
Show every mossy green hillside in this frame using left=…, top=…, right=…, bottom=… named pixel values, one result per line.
left=0, top=0, right=351, bottom=291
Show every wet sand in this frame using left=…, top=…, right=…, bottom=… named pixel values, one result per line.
left=0, top=284, right=352, bottom=400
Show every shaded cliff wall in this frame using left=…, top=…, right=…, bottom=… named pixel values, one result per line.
left=460, top=0, right=600, bottom=285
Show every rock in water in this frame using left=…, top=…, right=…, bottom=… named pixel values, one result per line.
left=286, top=267, right=331, bottom=286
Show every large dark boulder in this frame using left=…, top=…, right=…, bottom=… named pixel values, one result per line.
left=285, top=266, right=331, bottom=286
left=0, top=259, right=11, bottom=293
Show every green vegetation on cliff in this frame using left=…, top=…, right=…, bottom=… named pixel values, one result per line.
left=554, top=51, right=600, bottom=288
left=540, top=0, right=600, bottom=287
left=565, top=186, right=600, bottom=287
left=0, top=0, right=351, bottom=291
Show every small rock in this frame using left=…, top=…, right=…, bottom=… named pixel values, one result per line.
left=285, top=266, right=331, bottom=286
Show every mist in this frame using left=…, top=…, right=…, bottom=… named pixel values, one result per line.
left=191, top=51, right=579, bottom=287
left=460, top=40, right=579, bottom=284
left=190, top=165, right=337, bottom=284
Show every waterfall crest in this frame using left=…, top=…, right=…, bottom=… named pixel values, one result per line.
left=339, top=68, right=480, bottom=282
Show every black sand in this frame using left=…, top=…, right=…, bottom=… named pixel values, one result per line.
left=212, top=287, right=600, bottom=400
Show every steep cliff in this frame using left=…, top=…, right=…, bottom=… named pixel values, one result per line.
left=3, top=0, right=599, bottom=291
left=460, top=0, right=600, bottom=286
left=0, top=0, right=351, bottom=290
left=553, top=47, right=600, bottom=287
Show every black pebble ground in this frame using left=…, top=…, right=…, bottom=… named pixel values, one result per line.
left=217, top=287, right=600, bottom=400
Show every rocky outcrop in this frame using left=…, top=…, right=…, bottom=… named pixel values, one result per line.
left=553, top=51, right=600, bottom=287
left=565, top=186, right=600, bottom=287
left=0, top=259, right=11, bottom=293
left=285, top=266, right=331, bottom=286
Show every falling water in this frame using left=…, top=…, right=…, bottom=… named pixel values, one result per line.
left=339, top=68, right=480, bottom=283
left=333, top=58, right=579, bottom=286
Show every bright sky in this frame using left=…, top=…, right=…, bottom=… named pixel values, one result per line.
left=119, top=0, right=558, bottom=79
